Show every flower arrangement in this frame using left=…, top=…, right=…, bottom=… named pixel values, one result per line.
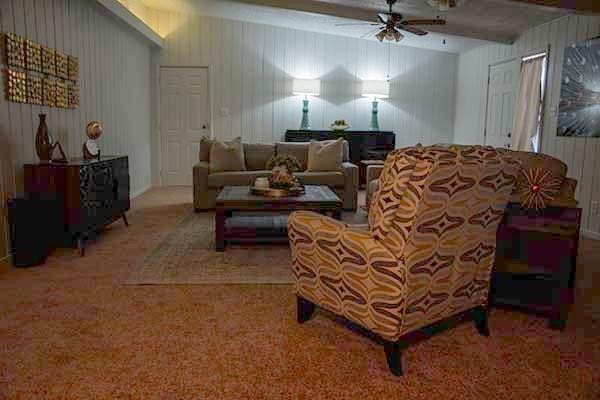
left=266, top=154, right=302, bottom=190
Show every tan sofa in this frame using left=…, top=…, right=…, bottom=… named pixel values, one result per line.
left=193, top=141, right=359, bottom=211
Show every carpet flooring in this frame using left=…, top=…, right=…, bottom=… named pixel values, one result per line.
left=0, top=187, right=599, bottom=399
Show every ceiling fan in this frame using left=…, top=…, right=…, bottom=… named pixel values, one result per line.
left=336, top=0, right=446, bottom=42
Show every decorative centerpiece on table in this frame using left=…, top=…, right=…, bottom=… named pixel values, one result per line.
left=329, top=119, right=349, bottom=132
left=251, top=154, right=305, bottom=197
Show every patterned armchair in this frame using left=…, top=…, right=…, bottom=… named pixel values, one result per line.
left=288, top=145, right=520, bottom=376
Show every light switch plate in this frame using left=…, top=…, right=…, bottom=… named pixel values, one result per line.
left=220, top=107, right=229, bottom=117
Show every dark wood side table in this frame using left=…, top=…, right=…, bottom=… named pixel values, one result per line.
left=492, top=203, right=581, bottom=330
left=215, top=185, right=342, bottom=251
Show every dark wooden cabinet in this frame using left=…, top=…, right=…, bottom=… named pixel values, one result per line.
left=492, top=204, right=581, bottom=330
left=285, top=130, right=396, bottom=165
left=24, top=156, right=130, bottom=255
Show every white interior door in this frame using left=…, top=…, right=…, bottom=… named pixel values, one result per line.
left=484, top=59, right=520, bottom=149
left=160, top=67, right=210, bottom=185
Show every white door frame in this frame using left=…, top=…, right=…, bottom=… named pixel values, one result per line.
left=483, top=57, right=518, bottom=147
left=158, top=65, right=213, bottom=186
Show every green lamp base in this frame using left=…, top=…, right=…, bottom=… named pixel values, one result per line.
left=370, top=100, right=380, bottom=131
left=300, top=99, right=311, bottom=130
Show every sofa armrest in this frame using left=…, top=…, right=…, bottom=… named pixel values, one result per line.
left=288, top=210, right=407, bottom=341
left=366, top=164, right=384, bottom=184
left=341, top=161, right=359, bottom=211
left=193, top=162, right=210, bottom=210
left=549, top=177, right=578, bottom=208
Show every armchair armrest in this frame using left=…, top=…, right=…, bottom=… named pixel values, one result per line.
left=341, top=161, right=359, bottom=211
left=288, top=210, right=407, bottom=341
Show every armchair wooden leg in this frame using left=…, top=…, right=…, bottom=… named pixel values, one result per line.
left=383, top=341, right=403, bottom=376
left=473, top=306, right=490, bottom=337
left=297, top=297, right=315, bottom=324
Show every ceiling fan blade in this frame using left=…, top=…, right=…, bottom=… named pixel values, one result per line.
left=401, top=19, right=446, bottom=26
left=335, top=22, right=380, bottom=26
left=361, top=27, right=383, bottom=39
left=398, top=25, right=428, bottom=36
left=377, top=13, right=389, bottom=24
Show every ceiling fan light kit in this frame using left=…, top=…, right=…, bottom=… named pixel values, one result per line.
left=427, top=0, right=464, bottom=12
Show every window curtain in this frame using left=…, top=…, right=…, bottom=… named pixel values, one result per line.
left=511, top=57, right=544, bottom=151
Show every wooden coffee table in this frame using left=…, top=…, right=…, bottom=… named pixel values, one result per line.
left=215, top=185, right=342, bottom=251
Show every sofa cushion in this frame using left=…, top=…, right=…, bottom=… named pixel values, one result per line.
left=209, top=137, right=246, bottom=173
left=307, top=138, right=344, bottom=172
left=295, top=171, right=345, bottom=187
left=244, top=143, right=275, bottom=171
left=208, top=170, right=270, bottom=188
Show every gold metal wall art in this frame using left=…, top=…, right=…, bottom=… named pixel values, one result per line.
left=6, top=68, right=27, bottom=103
left=67, top=82, right=79, bottom=108
left=55, top=80, right=68, bottom=108
left=68, top=56, right=79, bottom=81
left=41, top=45, right=56, bottom=76
left=42, top=78, right=56, bottom=107
left=27, top=74, right=43, bottom=105
left=25, top=39, right=42, bottom=72
left=55, top=51, right=68, bottom=79
left=3, top=32, right=79, bottom=108
left=5, top=33, right=26, bottom=68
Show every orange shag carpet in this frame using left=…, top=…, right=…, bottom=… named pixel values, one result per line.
left=0, top=187, right=598, bottom=399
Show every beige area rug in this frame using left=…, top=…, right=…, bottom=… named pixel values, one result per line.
left=126, top=212, right=294, bottom=285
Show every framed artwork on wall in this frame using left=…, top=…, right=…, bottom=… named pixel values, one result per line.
left=557, top=37, right=600, bottom=137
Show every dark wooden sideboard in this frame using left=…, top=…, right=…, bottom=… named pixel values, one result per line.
left=24, top=156, right=130, bottom=256
left=285, top=130, right=396, bottom=165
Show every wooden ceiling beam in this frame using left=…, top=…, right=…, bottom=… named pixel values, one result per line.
left=508, top=0, right=600, bottom=14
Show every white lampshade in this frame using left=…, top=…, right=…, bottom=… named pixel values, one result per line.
left=362, top=80, right=390, bottom=99
left=293, top=79, right=321, bottom=96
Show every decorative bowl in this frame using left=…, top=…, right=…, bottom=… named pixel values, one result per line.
left=330, top=123, right=349, bottom=132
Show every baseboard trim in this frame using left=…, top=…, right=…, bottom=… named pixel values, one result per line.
left=581, top=229, right=600, bottom=240
left=130, top=185, right=152, bottom=199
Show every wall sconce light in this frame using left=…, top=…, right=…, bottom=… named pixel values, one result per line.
left=293, top=79, right=320, bottom=130
left=362, top=80, right=390, bottom=131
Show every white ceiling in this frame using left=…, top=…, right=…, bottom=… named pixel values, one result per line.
left=140, top=0, right=495, bottom=53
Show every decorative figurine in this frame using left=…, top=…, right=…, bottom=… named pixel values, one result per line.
left=83, top=121, right=102, bottom=160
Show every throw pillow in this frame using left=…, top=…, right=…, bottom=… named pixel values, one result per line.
left=209, top=137, right=246, bottom=173
left=306, top=138, right=344, bottom=172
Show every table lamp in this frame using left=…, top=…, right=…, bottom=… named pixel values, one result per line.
left=362, top=80, right=390, bottom=131
left=293, top=79, right=320, bottom=130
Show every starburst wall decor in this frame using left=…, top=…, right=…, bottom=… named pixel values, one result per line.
left=557, top=37, right=600, bottom=137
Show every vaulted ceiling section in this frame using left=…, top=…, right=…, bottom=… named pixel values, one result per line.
left=230, top=0, right=599, bottom=43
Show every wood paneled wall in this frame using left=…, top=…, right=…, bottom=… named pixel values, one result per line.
left=453, top=15, right=600, bottom=235
left=0, top=0, right=155, bottom=259
left=145, top=10, right=458, bottom=151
